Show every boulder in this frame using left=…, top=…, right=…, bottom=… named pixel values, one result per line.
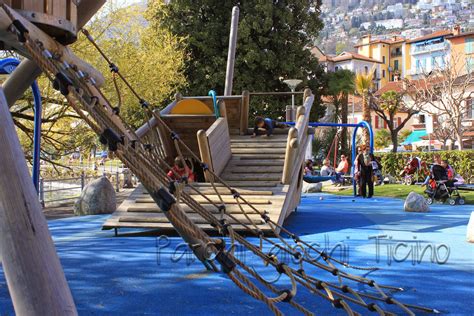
left=303, top=182, right=323, bottom=193
left=404, top=192, right=429, bottom=213
left=467, top=212, right=474, bottom=243
left=74, top=176, right=116, bottom=216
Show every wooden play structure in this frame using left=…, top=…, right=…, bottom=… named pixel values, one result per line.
left=0, top=2, right=435, bottom=315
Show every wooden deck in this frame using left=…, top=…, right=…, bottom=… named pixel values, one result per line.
left=103, top=134, right=291, bottom=235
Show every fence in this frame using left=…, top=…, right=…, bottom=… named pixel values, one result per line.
left=38, top=171, right=125, bottom=207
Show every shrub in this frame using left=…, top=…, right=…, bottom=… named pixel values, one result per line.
left=377, top=150, right=474, bottom=181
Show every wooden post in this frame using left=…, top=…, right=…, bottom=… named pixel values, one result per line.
left=0, top=87, right=77, bottom=315
left=2, top=59, right=42, bottom=108
left=174, top=92, right=183, bottom=102
left=240, top=90, right=250, bottom=135
left=197, top=129, right=213, bottom=182
left=218, top=100, right=227, bottom=118
left=77, top=0, right=106, bottom=29
left=224, top=6, right=239, bottom=96
left=281, top=127, right=298, bottom=184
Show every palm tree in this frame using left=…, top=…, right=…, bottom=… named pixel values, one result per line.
left=327, top=70, right=355, bottom=155
left=354, top=70, right=374, bottom=146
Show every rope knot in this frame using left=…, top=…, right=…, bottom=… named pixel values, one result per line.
left=109, top=63, right=119, bottom=73
left=278, top=289, right=294, bottom=302
left=367, top=303, right=377, bottom=312
left=171, top=132, right=179, bottom=140
left=332, top=298, right=343, bottom=309
left=276, top=263, right=287, bottom=274
left=140, top=99, right=149, bottom=108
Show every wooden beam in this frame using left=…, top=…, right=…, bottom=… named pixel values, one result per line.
left=0, top=87, right=77, bottom=315
left=0, top=4, right=105, bottom=87
left=76, top=0, right=106, bottom=29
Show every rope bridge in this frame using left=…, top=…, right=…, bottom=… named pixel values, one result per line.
left=1, top=4, right=438, bottom=315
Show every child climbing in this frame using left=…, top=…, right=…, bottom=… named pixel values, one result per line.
left=251, top=116, right=286, bottom=137
left=167, top=157, right=195, bottom=183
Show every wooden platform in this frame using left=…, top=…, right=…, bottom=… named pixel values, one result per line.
left=103, top=133, right=291, bottom=235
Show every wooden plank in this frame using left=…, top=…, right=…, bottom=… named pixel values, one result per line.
left=234, top=154, right=286, bottom=160
left=229, top=160, right=285, bottom=166
left=118, top=213, right=264, bottom=226
left=229, top=166, right=283, bottom=173
left=136, top=196, right=272, bottom=205
left=231, top=148, right=286, bottom=154
left=127, top=204, right=280, bottom=215
left=231, top=143, right=287, bottom=148
left=221, top=174, right=281, bottom=182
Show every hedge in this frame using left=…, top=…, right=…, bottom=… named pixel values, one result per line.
left=377, top=150, right=474, bottom=181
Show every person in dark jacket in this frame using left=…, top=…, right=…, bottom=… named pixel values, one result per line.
left=357, top=145, right=373, bottom=198
left=251, top=117, right=286, bottom=137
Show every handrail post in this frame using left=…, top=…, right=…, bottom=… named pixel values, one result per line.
left=240, top=90, right=250, bottom=135
left=218, top=100, right=227, bottom=118
left=282, top=127, right=298, bottom=184
left=39, top=177, right=45, bottom=207
left=80, top=171, right=85, bottom=190
left=115, top=171, right=120, bottom=193
left=197, top=129, right=213, bottom=182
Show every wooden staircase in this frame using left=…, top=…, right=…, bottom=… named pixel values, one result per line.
left=103, top=133, right=290, bottom=234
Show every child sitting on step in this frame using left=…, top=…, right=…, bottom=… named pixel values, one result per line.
left=251, top=116, right=287, bottom=137
left=167, top=157, right=195, bottom=183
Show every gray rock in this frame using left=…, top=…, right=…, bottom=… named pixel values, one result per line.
left=404, top=192, right=429, bottom=213
left=303, top=182, right=323, bottom=193
left=74, top=176, right=116, bottom=216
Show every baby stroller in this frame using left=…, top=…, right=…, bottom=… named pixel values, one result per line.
left=425, top=164, right=465, bottom=206
left=400, top=157, right=429, bottom=185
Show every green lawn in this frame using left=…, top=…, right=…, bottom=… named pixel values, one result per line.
left=332, top=184, right=474, bottom=205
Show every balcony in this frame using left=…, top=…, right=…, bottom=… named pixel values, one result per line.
left=411, top=42, right=448, bottom=55
left=391, top=50, right=402, bottom=57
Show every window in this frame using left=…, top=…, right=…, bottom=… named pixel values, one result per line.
left=335, top=66, right=339, bottom=71
left=364, top=66, right=368, bottom=74
left=382, top=69, right=386, bottom=78
left=416, top=59, right=421, bottom=72
left=394, top=60, right=399, bottom=70
left=467, top=98, right=473, bottom=119
left=398, top=117, right=402, bottom=127
left=466, top=38, right=474, bottom=54
left=467, top=57, right=474, bottom=73
left=375, top=116, right=379, bottom=128
left=419, top=114, right=426, bottom=123
left=432, top=56, right=437, bottom=68
left=383, top=56, right=386, bottom=64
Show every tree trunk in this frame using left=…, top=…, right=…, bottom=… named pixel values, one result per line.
left=362, top=94, right=371, bottom=147
left=0, top=88, right=77, bottom=315
left=456, top=132, right=464, bottom=150
left=391, top=130, right=398, bottom=153
left=340, top=93, right=348, bottom=155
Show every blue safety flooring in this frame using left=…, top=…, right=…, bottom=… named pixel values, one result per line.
left=0, top=194, right=473, bottom=315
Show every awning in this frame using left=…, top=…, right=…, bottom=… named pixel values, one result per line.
left=401, top=130, right=427, bottom=145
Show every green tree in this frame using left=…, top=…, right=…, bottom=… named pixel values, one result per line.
left=73, top=4, right=187, bottom=127
left=372, top=90, right=422, bottom=153
left=325, top=69, right=354, bottom=155
left=149, top=0, right=324, bottom=117
left=374, top=129, right=391, bottom=150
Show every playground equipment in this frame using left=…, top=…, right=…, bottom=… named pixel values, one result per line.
left=0, top=58, right=42, bottom=191
left=0, top=2, right=437, bottom=315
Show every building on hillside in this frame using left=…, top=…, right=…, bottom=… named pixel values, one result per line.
left=318, top=52, right=384, bottom=89
left=406, top=29, right=454, bottom=79
left=354, top=35, right=407, bottom=88
left=446, top=30, right=474, bottom=75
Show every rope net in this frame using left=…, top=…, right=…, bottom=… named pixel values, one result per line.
left=2, top=6, right=437, bottom=315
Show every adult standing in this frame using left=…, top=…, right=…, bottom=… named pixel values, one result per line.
left=357, top=145, right=374, bottom=198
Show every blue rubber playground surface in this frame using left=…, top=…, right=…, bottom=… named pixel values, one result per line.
left=0, top=194, right=473, bottom=315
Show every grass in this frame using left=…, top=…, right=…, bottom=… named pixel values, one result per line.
left=332, top=184, right=474, bottom=205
